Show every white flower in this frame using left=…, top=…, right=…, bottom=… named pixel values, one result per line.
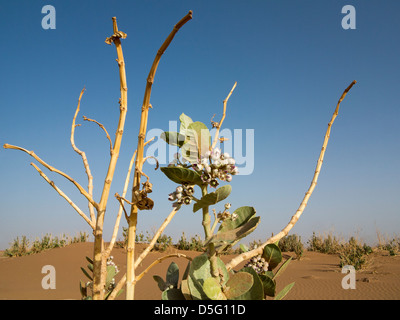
left=176, top=186, right=183, bottom=193
left=211, top=148, right=221, bottom=161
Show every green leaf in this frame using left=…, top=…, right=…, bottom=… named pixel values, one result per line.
left=181, top=140, right=200, bottom=164
left=166, top=262, right=179, bottom=288
left=224, top=272, right=253, bottom=299
left=160, top=166, right=202, bottom=186
left=240, top=244, right=249, bottom=253
left=79, top=280, right=88, bottom=298
left=259, top=274, right=276, bottom=297
left=85, top=256, right=93, bottom=264
left=202, top=277, right=226, bottom=300
left=153, top=275, right=168, bottom=291
left=179, top=113, right=193, bottom=135
left=162, top=288, right=186, bottom=300
left=80, top=267, right=93, bottom=281
left=180, top=279, right=192, bottom=300
left=219, top=206, right=256, bottom=233
left=262, top=244, right=282, bottom=271
left=274, top=282, right=295, bottom=300
left=106, top=265, right=117, bottom=286
left=273, top=257, right=292, bottom=280
left=161, top=132, right=186, bottom=148
left=185, top=122, right=211, bottom=158
left=207, top=216, right=260, bottom=247
left=231, top=267, right=264, bottom=300
left=193, top=185, right=232, bottom=213
left=187, top=254, right=229, bottom=300
left=87, top=263, right=93, bottom=272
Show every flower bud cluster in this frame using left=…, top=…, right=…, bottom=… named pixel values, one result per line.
left=193, top=148, right=238, bottom=188
left=216, top=203, right=238, bottom=222
left=168, top=183, right=195, bottom=207
left=244, top=254, right=269, bottom=274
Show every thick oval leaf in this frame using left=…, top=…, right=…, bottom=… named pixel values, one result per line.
left=207, top=216, right=260, bottom=246
left=193, top=185, right=232, bottom=213
left=231, top=267, right=264, bottom=300
left=181, top=139, right=200, bottom=164
left=162, top=288, right=185, bottom=300
left=106, top=265, right=117, bottom=286
left=202, top=277, right=227, bottom=300
left=180, top=279, right=192, bottom=300
left=153, top=275, right=167, bottom=291
left=188, top=254, right=229, bottom=300
left=166, top=262, right=179, bottom=288
left=224, top=272, right=253, bottom=299
left=161, top=131, right=186, bottom=148
left=259, top=274, right=276, bottom=297
left=186, top=122, right=211, bottom=157
left=262, top=244, right=282, bottom=271
left=179, top=113, right=193, bottom=135
left=160, top=166, right=202, bottom=186
left=219, top=206, right=256, bottom=233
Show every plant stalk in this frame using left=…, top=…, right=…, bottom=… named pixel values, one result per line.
left=92, top=17, right=128, bottom=300
left=125, top=10, right=193, bottom=300
left=201, top=185, right=219, bottom=278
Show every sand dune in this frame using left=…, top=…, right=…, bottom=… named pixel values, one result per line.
left=1, top=242, right=399, bottom=300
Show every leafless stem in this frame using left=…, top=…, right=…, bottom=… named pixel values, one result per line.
left=30, top=162, right=95, bottom=229
left=71, top=88, right=96, bottom=224
left=103, top=137, right=155, bottom=259
left=125, top=10, right=193, bottom=300
left=211, top=82, right=237, bottom=149
left=225, top=80, right=357, bottom=271
left=83, top=116, right=113, bottom=156
left=3, top=144, right=98, bottom=210
left=92, top=16, right=128, bottom=300
left=135, top=253, right=192, bottom=283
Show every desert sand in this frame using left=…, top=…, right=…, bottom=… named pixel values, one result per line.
left=0, top=242, right=399, bottom=300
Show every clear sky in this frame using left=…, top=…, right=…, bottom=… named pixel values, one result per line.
left=1, top=1, right=399, bottom=250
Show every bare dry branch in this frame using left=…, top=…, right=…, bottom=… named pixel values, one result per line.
left=126, top=10, right=193, bottom=300
left=211, top=82, right=237, bottom=149
left=30, top=162, right=95, bottom=229
left=93, top=16, right=128, bottom=300
left=225, top=80, right=357, bottom=272
left=71, top=88, right=96, bottom=224
left=83, top=116, right=113, bottom=156
left=3, top=144, right=98, bottom=210
left=103, top=137, right=155, bottom=259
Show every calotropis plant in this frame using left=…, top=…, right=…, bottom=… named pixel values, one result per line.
left=155, top=73, right=356, bottom=299
left=156, top=111, right=295, bottom=300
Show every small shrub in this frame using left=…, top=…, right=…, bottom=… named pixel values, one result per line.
left=278, top=234, right=304, bottom=260
left=3, top=232, right=89, bottom=257
left=339, top=237, right=370, bottom=270
left=307, top=232, right=342, bottom=254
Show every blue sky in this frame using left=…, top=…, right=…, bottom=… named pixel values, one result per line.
left=0, top=1, right=399, bottom=249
